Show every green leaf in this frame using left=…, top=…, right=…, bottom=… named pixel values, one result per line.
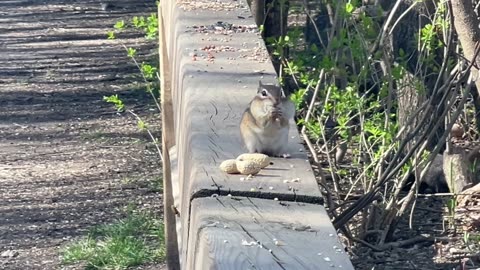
left=137, top=119, right=147, bottom=130
left=345, top=3, right=354, bottom=14
left=141, top=63, right=158, bottom=80
left=114, top=20, right=125, bottom=29
left=290, top=89, right=307, bottom=110
left=132, top=16, right=146, bottom=28
left=392, top=65, right=404, bottom=80
left=107, top=31, right=115, bottom=40
left=103, top=95, right=125, bottom=112
left=127, top=48, right=137, bottom=58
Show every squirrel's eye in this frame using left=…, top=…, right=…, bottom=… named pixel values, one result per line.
left=261, top=90, right=268, bottom=97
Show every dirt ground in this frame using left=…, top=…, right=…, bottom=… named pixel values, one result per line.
left=314, top=161, right=480, bottom=269
left=0, top=1, right=166, bottom=269
left=4, top=1, right=479, bottom=270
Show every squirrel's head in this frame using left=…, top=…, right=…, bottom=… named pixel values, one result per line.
left=257, top=81, right=284, bottom=106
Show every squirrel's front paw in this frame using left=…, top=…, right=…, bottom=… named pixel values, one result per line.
left=271, top=109, right=283, bottom=119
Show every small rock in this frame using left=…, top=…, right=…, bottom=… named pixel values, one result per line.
left=451, top=123, right=463, bottom=138
left=449, top=247, right=458, bottom=253
left=1, top=250, right=19, bottom=258
left=274, top=240, right=285, bottom=246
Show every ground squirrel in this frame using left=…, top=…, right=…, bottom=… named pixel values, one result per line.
left=240, top=81, right=295, bottom=157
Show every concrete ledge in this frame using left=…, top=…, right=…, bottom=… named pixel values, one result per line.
left=159, top=1, right=353, bottom=269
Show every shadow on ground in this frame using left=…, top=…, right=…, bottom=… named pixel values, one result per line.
left=0, top=1, right=165, bottom=269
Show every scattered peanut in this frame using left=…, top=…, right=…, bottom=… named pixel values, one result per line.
left=236, top=153, right=271, bottom=168
left=220, top=153, right=272, bottom=175
left=236, top=158, right=262, bottom=175
left=219, top=159, right=239, bottom=174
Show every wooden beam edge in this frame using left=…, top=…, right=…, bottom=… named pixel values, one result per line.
left=159, top=3, right=180, bottom=269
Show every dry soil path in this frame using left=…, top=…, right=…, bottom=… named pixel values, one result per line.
left=0, top=1, right=164, bottom=269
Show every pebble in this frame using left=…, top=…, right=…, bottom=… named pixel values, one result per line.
left=1, top=250, right=19, bottom=258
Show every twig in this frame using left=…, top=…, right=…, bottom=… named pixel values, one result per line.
left=334, top=52, right=479, bottom=229
left=319, top=115, right=340, bottom=193
left=316, top=170, right=337, bottom=218
left=326, top=2, right=341, bottom=55
left=405, top=72, right=474, bottom=228
left=414, top=207, right=444, bottom=214
left=301, top=0, right=326, bottom=50
left=301, top=128, right=319, bottom=163
left=353, top=235, right=434, bottom=252
left=282, top=58, right=302, bottom=90
left=121, top=44, right=162, bottom=114
left=128, top=109, right=163, bottom=162
left=302, top=69, right=325, bottom=129
left=368, top=0, right=403, bottom=54
left=383, top=235, right=434, bottom=249
left=352, top=237, right=383, bottom=252
left=387, top=1, right=417, bottom=37
left=300, top=69, right=325, bottom=164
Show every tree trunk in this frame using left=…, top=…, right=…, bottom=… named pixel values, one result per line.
left=389, top=0, right=441, bottom=152
left=264, top=0, right=289, bottom=39
left=451, top=0, right=480, bottom=132
left=248, top=0, right=288, bottom=40
left=248, top=0, right=289, bottom=74
left=451, top=0, right=480, bottom=95
left=248, top=0, right=266, bottom=27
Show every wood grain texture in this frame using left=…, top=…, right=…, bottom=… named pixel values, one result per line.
left=159, top=1, right=352, bottom=269
left=161, top=6, right=329, bottom=266
left=186, top=197, right=354, bottom=270
left=169, top=10, right=324, bottom=203
left=159, top=3, right=180, bottom=269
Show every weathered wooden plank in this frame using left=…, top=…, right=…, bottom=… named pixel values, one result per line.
left=159, top=6, right=330, bottom=266
left=186, top=197, right=354, bottom=270
left=159, top=3, right=180, bottom=269
left=160, top=1, right=352, bottom=269
left=169, top=7, right=323, bottom=202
